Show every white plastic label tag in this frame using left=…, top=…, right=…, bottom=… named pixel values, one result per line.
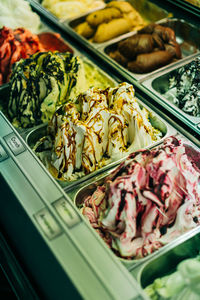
left=4, top=133, right=25, bottom=156
left=34, top=208, right=62, bottom=240
left=54, top=198, right=81, bottom=228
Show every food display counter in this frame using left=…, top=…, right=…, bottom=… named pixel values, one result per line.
left=27, top=0, right=200, bottom=137
left=1, top=1, right=200, bottom=299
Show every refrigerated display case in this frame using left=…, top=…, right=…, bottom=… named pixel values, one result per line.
left=0, top=110, right=150, bottom=300
left=1, top=1, right=200, bottom=299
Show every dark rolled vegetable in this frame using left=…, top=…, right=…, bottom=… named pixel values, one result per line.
left=109, top=50, right=128, bottom=66
left=118, top=34, right=155, bottom=60
left=127, top=50, right=173, bottom=73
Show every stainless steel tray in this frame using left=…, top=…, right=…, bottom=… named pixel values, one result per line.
left=33, top=0, right=105, bottom=22
left=71, top=135, right=200, bottom=269
left=132, top=226, right=200, bottom=290
left=142, top=54, right=200, bottom=126
left=98, top=18, right=200, bottom=82
left=25, top=94, right=176, bottom=191
left=66, top=0, right=169, bottom=49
